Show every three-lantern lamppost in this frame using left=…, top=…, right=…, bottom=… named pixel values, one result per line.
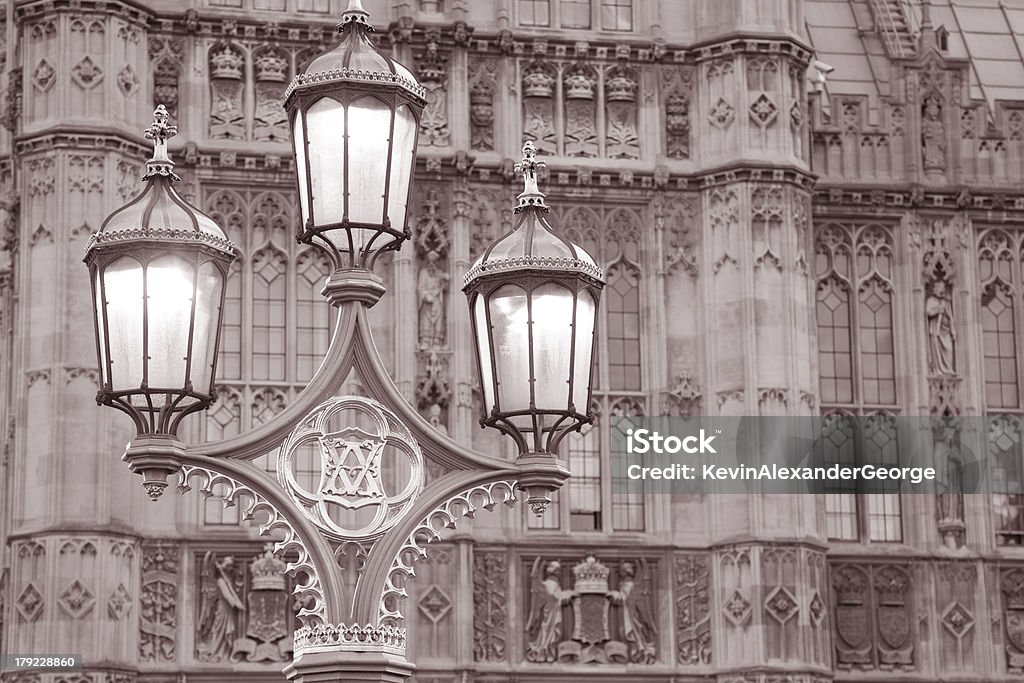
left=83, top=1, right=604, bottom=680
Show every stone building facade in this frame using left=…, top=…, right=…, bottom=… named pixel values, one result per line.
left=2, top=0, right=1024, bottom=681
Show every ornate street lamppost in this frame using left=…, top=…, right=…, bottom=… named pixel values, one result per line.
left=84, top=4, right=602, bottom=682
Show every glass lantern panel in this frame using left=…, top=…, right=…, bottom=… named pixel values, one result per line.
left=347, top=96, right=391, bottom=244
left=189, top=260, right=225, bottom=395
left=489, top=284, right=532, bottom=415
left=103, top=256, right=145, bottom=392
left=306, top=98, right=346, bottom=227
left=572, top=289, right=597, bottom=412
left=146, top=255, right=196, bottom=394
left=93, top=270, right=108, bottom=384
left=293, top=113, right=310, bottom=225
left=474, top=294, right=496, bottom=411
left=387, top=104, right=417, bottom=238
left=531, top=282, right=575, bottom=410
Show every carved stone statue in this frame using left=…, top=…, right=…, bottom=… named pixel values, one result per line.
left=926, top=279, right=956, bottom=375
left=525, top=560, right=574, bottom=662
left=921, top=95, right=946, bottom=173
left=935, top=425, right=966, bottom=549
left=196, top=554, right=245, bottom=662
left=418, top=250, right=449, bottom=349
left=612, top=561, right=657, bottom=663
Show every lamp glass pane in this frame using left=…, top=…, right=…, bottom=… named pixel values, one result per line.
left=347, top=97, right=391, bottom=244
left=306, top=97, right=346, bottom=226
left=189, top=261, right=225, bottom=395
left=293, top=113, right=310, bottom=225
left=531, top=283, right=575, bottom=410
left=146, top=255, right=195, bottom=393
left=103, top=256, right=145, bottom=392
left=93, top=270, right=108, bottom=385
left=387, top=104, right=417, bottom=238
left=474, top=294, right=495, bottom=411
left=489, top=284, right=532, bottom=414
left=572, top=289, right=597, bottom=411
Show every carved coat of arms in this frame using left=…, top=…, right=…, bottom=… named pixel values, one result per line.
left=525, top=555, right=657, bottom=665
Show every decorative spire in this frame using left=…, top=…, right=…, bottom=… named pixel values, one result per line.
left=143, top=104, right=180, bottom=181
left=339, top=0, right=372, bottom=30
left=514, top=141, right=548, bottom=213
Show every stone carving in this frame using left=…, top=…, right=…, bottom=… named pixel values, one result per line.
left=564, top=65, right=598, bottom=157
left=709, top=187, right=739, bottom=272
left=526, top=559, right=574, bottom=662
left=934, top=421, right=965, bottom=548
left=921, top=94, right=946, bottom=175
left=15, top=582, right=44, bottom=622
left=674, top=554, right=710, bottom=665
left=140, top=541, right=178, bottom=662
left=469, top=80, right=495, bottom=150
left=833, top=563, right=915, bottom=670
left=666, top=93, right=690, bottom=159
left=416, top=351, right=451, bottom=433
left=71, top=55, right=103, bottom=90
left=751, top=185, right=784, bottom=271
left=117, top=64, right=138, bottom=96
left=605, top=66, right=639, bottom=159
left=209, top=43, right=245, bottom=140
left=1002, top=568, right=1024, bottom=672
left=664, top=373, right=702, bottom=417
left=58, top=579, right=96, bottom=619
left=832, top=564, right=871, bottom=667
left=926, top=280, right=955, bottom=375
left=253, top=47, right=289, bottom=143
left=107, top=583, right=131, bottom=621
left=473, top=551, right=507, bottom=661
left=522, top=61, right=557, bottom=155
left=416, top=29, right=449, bottom=146
left=418, top=251, right=449, bottom=349
left=196, top=553, right=246, bottom=662
left=235, top=548, right=293, bottom=661
left=709, top=97, right=735, bottom=128
left=526, top=555, right=657, bottom=665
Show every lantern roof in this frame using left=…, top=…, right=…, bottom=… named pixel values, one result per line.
left=86, top=105, right=236, bottom=258
left=463, top=141, right=604, bottom=287
left=283, top=0, right=426, bottom=107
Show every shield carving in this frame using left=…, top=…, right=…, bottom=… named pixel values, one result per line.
left=877, top=605, right=910, bottom=649
left=572, top=593, right=610, bottom=645
left=247, top=591, right=288, bottom=644
left=836, top=604, right=869, bottom=648
left=1007, top=611, right=1024, bottom=651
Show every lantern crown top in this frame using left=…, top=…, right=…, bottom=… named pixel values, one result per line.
left=85, top=105, right=236, bottom=258
left=143, top=104, right=177, bottom=181
left=514, top=141, right=548, bottom=213
left=463, top=142, right=604, bottom=288
left=339, top=0, right=371, bottom=30
left=283, top=0, right=425, bottom=107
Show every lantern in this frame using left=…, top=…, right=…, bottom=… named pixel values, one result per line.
left=84, top=105, right=236, bottom=481
left=283, top=0, right=426, bottom=280
left=464, top=142, right=605, bottom=508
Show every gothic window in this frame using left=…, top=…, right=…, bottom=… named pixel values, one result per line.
left=600, top=0, right=633, bottom=30
left=978, top=229, right=1024, bottom=544
left=814, top=223, right=902, bottom=542
left=527, top=205, right=647, bottom=532
left=518, top=0, right=633, bottom=30
left=200, top=187, right=334, bottom=528
left=519, top=0, right=551, bottom=26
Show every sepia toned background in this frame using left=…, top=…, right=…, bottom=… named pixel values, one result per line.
left=3, top=0, right=1024, bottom=680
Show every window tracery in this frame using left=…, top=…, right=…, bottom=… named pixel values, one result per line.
left=814, top=223, right=901, bottom=542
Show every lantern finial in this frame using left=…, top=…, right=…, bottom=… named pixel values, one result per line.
left=143, top=104, right=179, bottom=181
left=339, top=0, right=372, bottom=30
left=514, top=141, right=548, bottom=213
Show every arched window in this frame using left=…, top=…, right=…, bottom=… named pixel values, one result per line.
left=815, top=223, right=901, bottom=542
left=527, top=205, right=647, bottom=532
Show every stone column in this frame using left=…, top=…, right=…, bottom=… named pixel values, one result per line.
left=687, top=3, right=831, bottom=677
left=6, top=3, right=154, bottom=679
